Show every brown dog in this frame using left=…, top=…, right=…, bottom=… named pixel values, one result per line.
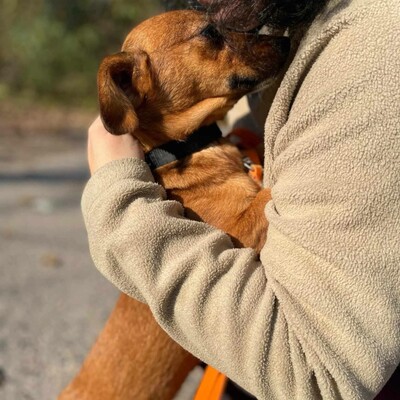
left=59, top=10, right=288, bottom=400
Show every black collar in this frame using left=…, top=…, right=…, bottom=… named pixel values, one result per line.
left=145, top=123, right=222, bottom=170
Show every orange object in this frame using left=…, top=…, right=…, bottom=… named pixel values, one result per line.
left=194, top=365, right=228, bottom=400
left=242, top=149, right=263, bottom=186
left=227, top=129, right=264, bottom=186
left=229, top=127, right=263, bottom=149
left=248, top=163, right=263, bottom=185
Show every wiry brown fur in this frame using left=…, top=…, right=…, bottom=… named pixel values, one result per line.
left=59, top=10, right=288, bottom=400
left=154, top=143, right=270, bottom=253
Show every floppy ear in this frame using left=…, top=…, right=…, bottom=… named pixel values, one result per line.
left=97, top=51, right=152, bottom=135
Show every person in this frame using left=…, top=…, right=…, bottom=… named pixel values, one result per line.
left=83, top=0, right=400, bottom=398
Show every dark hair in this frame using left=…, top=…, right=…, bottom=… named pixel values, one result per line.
left=164, top=0, right=330, bottom=31
left=163, top=0, right=204, bottom=11
left=256, top=0, right=330, bottom=29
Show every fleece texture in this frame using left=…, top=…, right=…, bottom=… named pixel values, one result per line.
left=81, top=0, right=400, bottom=398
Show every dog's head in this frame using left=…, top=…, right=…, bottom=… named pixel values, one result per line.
left=98, top=10, right=289, bottom=150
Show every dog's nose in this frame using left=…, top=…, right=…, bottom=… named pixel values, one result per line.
left=272, top=37, right=291, bottom=56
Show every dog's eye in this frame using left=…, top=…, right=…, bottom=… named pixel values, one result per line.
left=200, top=25, right=224, bottom=45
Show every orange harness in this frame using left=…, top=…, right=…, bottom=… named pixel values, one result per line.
left=194, top=128, right=263, bottom=400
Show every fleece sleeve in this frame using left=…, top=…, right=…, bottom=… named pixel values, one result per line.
left=82, top=157, right=275, bottom=396
left=81, top=2, right=399, bottom=399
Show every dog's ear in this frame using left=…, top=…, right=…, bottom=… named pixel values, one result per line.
left=97, top=51, right=152, bottom=135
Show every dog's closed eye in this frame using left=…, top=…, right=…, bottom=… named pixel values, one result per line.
left=200, top=25, right=224, bottom=47
left=229, top=75, right=260, bottom=91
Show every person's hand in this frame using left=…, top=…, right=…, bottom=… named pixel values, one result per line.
left=87, top=116, right=144, bottom=175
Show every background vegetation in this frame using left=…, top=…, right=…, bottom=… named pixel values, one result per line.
left=0, top=0, right=197, bottom=108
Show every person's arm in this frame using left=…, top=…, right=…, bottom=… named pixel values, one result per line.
left=82, top=154, right=269, bottom=391
left=82, top=3, right=400, bottom=399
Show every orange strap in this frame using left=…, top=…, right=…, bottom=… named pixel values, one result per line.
left=193, top=366, right=228, bottom=400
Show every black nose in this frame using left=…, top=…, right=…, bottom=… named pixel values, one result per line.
left=272, top=37, right=290, bottom=56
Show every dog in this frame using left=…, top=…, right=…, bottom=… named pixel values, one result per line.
left=59, top=9, right=289, bottom=400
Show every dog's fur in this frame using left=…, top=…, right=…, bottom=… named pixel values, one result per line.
left=59, top=10, right=288, bottom=400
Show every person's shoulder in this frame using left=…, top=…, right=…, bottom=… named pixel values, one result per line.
left=303, top=0, right=398, bottom=43
left=292, top=0, right=399, bottom=74
left=272, top=0, right=399, bottom=149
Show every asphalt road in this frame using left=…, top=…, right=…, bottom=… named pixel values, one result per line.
left=0, top=128, right=122, bottom=399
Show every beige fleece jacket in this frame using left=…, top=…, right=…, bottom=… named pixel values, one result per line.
left=81, top=0, right=400, bottom=398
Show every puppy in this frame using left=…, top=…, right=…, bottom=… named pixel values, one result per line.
left=60, top=10, right=288, bottom=400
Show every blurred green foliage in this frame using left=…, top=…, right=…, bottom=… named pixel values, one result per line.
left=0, top=0, right=165, bottom=107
